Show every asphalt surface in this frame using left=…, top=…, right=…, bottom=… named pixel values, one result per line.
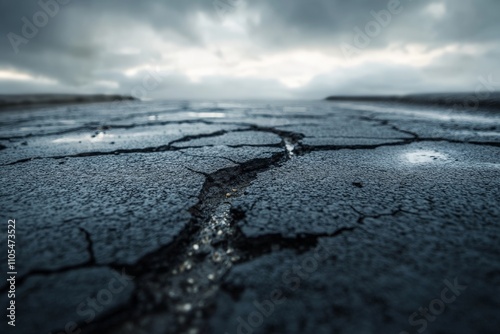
left=0, top=99, right=499, bottom=334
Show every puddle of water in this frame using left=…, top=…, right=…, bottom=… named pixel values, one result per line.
left=59, top=120, right=77, bottom=125
left=403, top=150, right=449, bottom=164
left=284, top=138, right=295, bottom=157
left=52, top=132, right=116, bottom=143
left=186, top=112, right=226, bottom=118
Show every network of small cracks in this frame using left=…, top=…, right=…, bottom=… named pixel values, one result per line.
left=3, top=117, right=499, bottom=167
left=0, top=125, right=297, bottom=291
left=4, top=115, right=499, bottom=333
left=0, top=106, right=225, bottom=139
left=0, top=110, right=322, bottom=141
left=27, top=124, right=353, bottom=334
left=2, top=125, right=290, bottom=166
left=80, top=117, right=454, bottom=334
left=349, top=205, right=416, bottom=225
left=298, top=115, right=500, bottom=152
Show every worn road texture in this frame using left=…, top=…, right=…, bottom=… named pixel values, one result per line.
left=0, top=100, right=499, bottom=334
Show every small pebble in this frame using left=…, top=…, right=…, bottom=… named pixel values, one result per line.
left=178, top=303, right=192, bottom=312
left=212, top=252, right=222, bottom=263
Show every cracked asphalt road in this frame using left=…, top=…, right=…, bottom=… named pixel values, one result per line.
left=0, top=100, right=499, bottom=334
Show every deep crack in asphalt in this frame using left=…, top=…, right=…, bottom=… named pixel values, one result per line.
left=2, top=103, right=499, bottom=334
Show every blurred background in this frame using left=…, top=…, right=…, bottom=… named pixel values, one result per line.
left=1, top=0, right=499, bottom=100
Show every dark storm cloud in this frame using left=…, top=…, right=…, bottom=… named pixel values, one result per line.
left=0, top=0, right=499, bottom=98
left=0, top=1, right=210, bottom=83
left=218, top=0, right=500, bottom=52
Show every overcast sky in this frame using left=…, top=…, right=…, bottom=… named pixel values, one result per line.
left=0, top=0, right=499, bottom=99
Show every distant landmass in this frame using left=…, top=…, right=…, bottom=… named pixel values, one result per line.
left=325, top=92, right=500, bottom=112
left=0, top=94, right=138, bottom=109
